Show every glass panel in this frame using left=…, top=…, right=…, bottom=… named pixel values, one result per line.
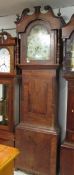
left=0, top=48, right=10, bottom=72
left=65, top=32, right=74, bottom=71
left=27, top=25, right=50, bottom=61
left=70, top=33, right=74, bottom=70
left=0, top=84, right=8, bottom=125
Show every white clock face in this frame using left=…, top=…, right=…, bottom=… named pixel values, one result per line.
left=27, top=25, right=50, bottom=61
left=0, top=48, right=10, bottom=72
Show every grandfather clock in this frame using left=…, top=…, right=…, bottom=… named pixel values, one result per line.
left=0, top=31, right=16, bottom=146
left=15, top=6, right=65, bottom=175
left=60, top=15, right=74, bottom=175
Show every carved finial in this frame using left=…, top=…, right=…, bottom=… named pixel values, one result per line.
left=44, top=5, right=52, bottom=11
left=21, top=8, right=30, bottom=17
left=15, top=8, right=30, bottom=23
left=34, top=6, right=41, bottom=13
left=57, top=9, right=61, bottom=17
left=1, top=29, right=4, bottom=33
left=16, top=14, right=20, bottom=22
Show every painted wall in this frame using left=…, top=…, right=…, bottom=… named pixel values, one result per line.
left=0, top=6, right=74, bottom=35
left=0, top=5, right=73, bottom=140
left=54, top=6, right=74, bottom=23
left=0, top=15, right=16, bottom=36
left=58, top=70, right=68, bottom=142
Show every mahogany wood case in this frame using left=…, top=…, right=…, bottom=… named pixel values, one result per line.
left=15, top=6, right=65, bottom=175
left=60, top=15, right=74, bottom=175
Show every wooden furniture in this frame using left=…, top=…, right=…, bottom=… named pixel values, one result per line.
left=15, top=6, right=65, bottom=175
left=0, top=31, right=16, bottom=146
left=0, top=144, right=19, bottom=175
left=60, top=15, right=74, bottom=175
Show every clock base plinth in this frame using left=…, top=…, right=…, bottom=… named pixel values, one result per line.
left=60, top=141, right=74, bottom=175
left=15, top=122, right=59, bottom=175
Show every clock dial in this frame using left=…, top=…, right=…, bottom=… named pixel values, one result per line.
left=27, top=25, right=50, bottom=61
left=0, top=48, right=10, bottom=72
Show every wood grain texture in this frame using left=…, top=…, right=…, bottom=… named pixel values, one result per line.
left=60, top=142, right=74, bottom=175
left=15, top=5, right=64, bottom=175
left=15, top=123, right=59, bottom=175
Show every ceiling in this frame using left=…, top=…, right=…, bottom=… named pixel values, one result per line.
left=0, top=0, right=74, bottom=16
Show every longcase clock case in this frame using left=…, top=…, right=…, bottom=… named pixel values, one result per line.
left=15, top=6, right=65, bottom=175
left=0, top=31, right=16, bottom=146
left=60, top=15, right=74, bottom=175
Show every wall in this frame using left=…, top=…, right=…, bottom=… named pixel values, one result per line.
left=0, top=5, right=73, bottom=140
left=58, top=70, right=68, bottom=142
left=0, top=6, right=74, bottom=34
left=54, top=6, right=74, bottom=23
left=0, top=15, right=16, bottom=36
